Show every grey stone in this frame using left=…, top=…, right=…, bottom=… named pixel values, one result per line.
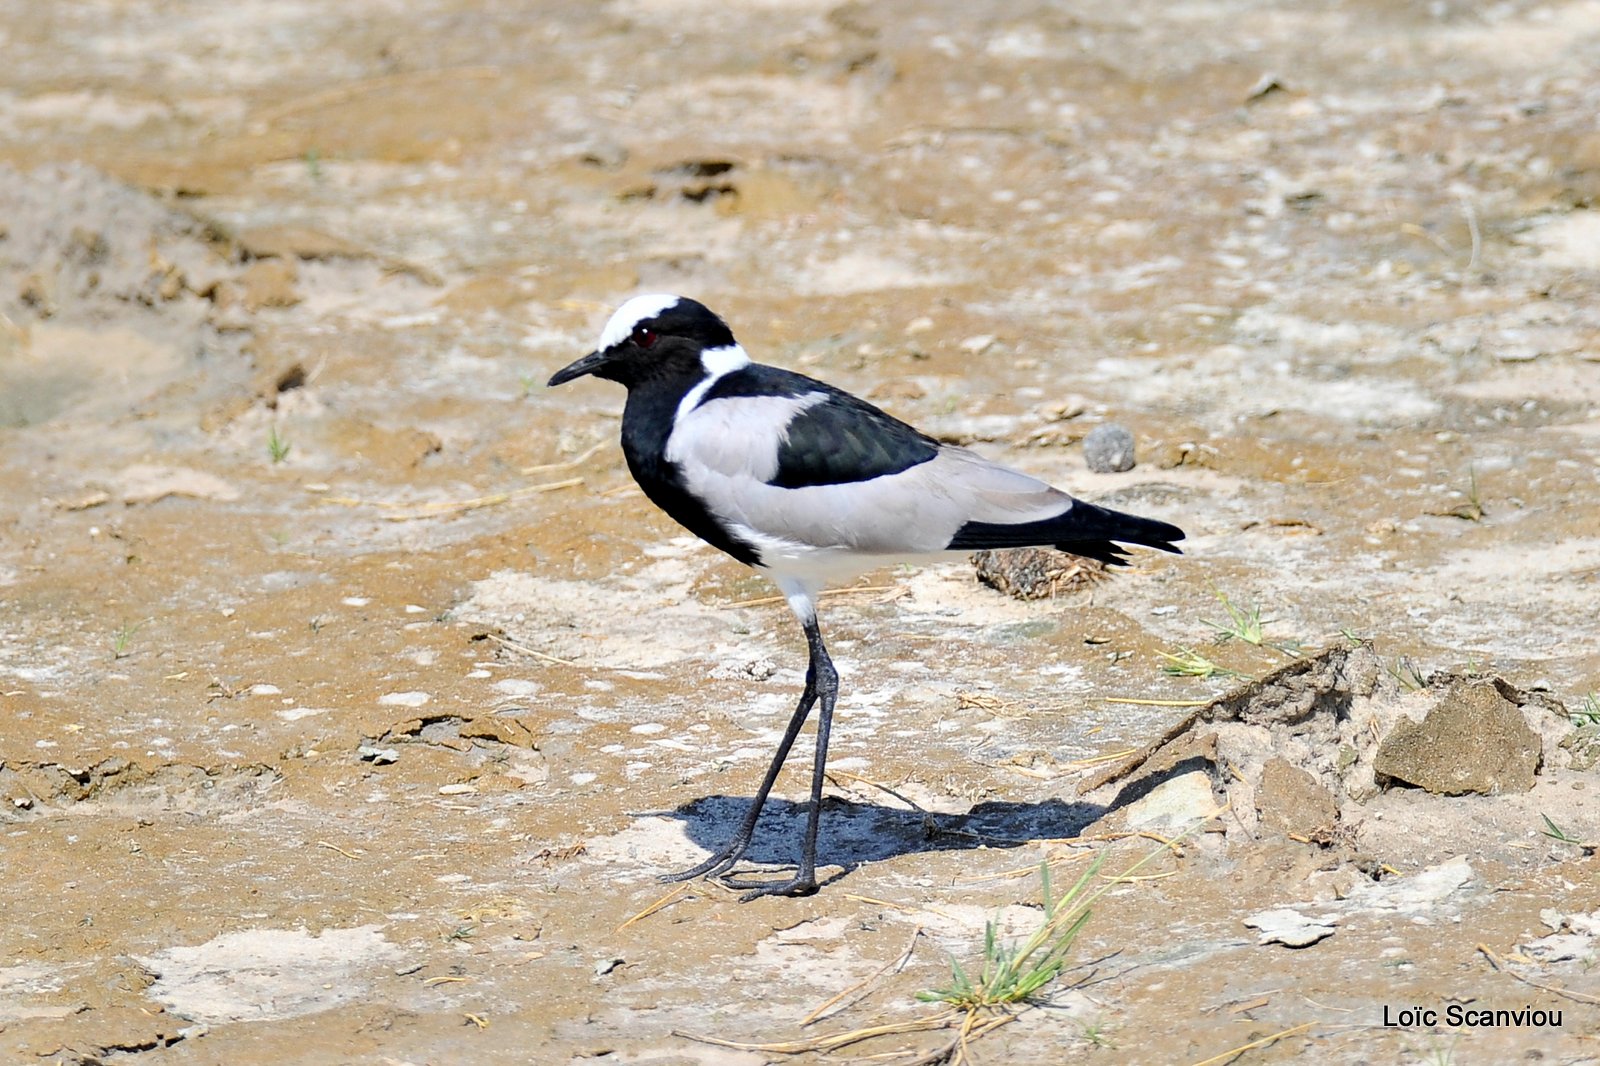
left=1119, top=770, right=1219, bottom=831
left=1344, top=857, right=1474, bottom=912
left=1083, top=423, right=1136, bottom=473
left=1243, top=908, right=1338, bottom=947
left=1374, top=679, right=1542, bottom=794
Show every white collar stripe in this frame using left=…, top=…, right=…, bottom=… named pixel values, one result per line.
left=699, top=343, right=751, bottom=377
left=674, top=343, right=751, bottom=426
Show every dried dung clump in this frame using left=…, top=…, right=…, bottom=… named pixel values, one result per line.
left=971, top=547, right=1109, bottom=600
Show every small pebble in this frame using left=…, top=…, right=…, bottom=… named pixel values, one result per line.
left=1083, top=423, right=1137, bottom=473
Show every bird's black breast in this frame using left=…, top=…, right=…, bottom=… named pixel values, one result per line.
left=699, top=366, right=938, bottom=489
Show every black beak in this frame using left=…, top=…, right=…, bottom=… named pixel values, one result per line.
left=548, top=350, right=610, bottom=387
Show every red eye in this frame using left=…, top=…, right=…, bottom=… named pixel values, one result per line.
left=632, top=326, right=658, bottom=349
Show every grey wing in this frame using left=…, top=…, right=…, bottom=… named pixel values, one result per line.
left=677, top=443, right=1075, bottom=556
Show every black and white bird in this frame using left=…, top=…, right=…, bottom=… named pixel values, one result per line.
left=548, top=294, right=1184, bottom=899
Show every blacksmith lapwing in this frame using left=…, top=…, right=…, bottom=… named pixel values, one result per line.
left=548, top=294, right=1184, bottom=899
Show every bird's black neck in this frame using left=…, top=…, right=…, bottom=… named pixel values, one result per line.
left=617, top=360, right=704, bottom=475
left=618, top=368, right=763, bottom=567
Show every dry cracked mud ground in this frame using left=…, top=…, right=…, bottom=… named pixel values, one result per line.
left=2, top=1, right=1599, bottom=1063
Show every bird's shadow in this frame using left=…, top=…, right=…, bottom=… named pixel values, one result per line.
left=662, top=792, right=1111, bottom=873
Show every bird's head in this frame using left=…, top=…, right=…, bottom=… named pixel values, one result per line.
left=548, top=294, right=740, bottom=390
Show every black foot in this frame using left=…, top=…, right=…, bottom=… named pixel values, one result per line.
left=660, top=849, right=821, bottom=900
left=658, top=843, right=750, bottom=884
left=720, top=870, right=819, bottom=901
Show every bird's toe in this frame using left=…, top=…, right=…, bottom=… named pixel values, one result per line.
left=721, top=871, right=819, bottom=900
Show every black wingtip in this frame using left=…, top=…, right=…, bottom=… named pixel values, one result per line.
left=948, top=500, right=1187, bottom=566
left=1054, top=536, right=1184, bottom=567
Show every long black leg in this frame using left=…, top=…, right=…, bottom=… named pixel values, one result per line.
left=659, top=624, right=822, bottom=886
left=721, top=616, right=838, bottom=900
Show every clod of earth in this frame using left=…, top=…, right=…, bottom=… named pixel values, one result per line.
left=1076, top=646, right=1582, bottom=863
left=1256, top=757, right=1340, bottom=838
left=0, top=759, right=279, bottom=817
left=1562, top=725, right=1600, bottom=771
left=1373, top=678, right=1543, bottom=795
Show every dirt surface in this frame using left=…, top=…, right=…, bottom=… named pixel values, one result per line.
left=2, top=1, right=1599, bottom=1063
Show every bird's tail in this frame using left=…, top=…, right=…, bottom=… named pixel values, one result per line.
left=947, top=500, right=1185, bottom=567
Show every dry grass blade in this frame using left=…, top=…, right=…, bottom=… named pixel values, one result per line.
left=954, top=850, right=1095, bottom=885
left=384, top=478, right=584, bottom=521
left=321, top=478, right=585, bottom=518
left=674, top=1012, right=959, bottom=1055
left=923, top=1011, right=1019, bottom=1066
left=679, top=1009, right=1012, bottom=1066
left=801, top=927, right=922, bottom=1026
left=959, top=692, right=1078, bottom=719
left=1063, top=748, right=1137, bottom=769
left=1099, top=870, right=1176, bottom=883
left=253, top=66, right=501, bottom=125
left=958, top=826, right=1190, bottom=884
left=1102, top=696, right=1211, bottom=707
left=726, top=585, right=907, bottom=609
left=315, top=840, right=361, bottom=860
left=1187, top=1021, right=1315, bottom=1066
left=826, top=768, right=926, bottom=811
left=521, top=439, right=608, bottom=474
left=484, top=632, right=578, bottom=667
left=1223, top=994, right=1272, bottom=1015
left=615, top=883, right=691, bottom=933
left=845, top=894, right=961, bottom=923
left=1478, top=943, right=1600, bottom=1005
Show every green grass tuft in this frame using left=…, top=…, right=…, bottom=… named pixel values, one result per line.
left=1540, top=813, right=1595, bottom=852
left=267, top=425, right=291, bottom=464
left=110, top=622, right=143, bottom=660
left=919, top=856, right=1103, bottom=1010
left=1571, top=692, right=1600, bottom=726
left=1386, top=656, right=1428, bottom=691
left=1202, top=586, right=1302, bottom=655
left=1159, top=647, right=1249, bottom=680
